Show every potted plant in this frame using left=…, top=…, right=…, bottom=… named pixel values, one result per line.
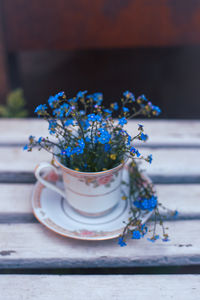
left=25, top=90, right=176, bottom=245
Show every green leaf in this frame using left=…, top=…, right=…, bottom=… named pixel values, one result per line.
left=0, top=88, right=28, bottom=118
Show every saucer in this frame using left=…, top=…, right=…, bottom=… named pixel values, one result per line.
left=32, top=168, right=153, bottom=241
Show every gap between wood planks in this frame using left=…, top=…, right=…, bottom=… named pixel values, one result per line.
left=0, top=213, right=198, bottom=224
left=0, top=265, right=200, bottom=275
left=1, top=143, right=200, bottom=149
left=1, top=172, right=200, bottom=184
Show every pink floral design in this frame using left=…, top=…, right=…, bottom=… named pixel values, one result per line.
left=80, top=230, right=96, bottom=236
left=98, top=174, right=113, bottom=185
left=45, top=171, right=59, bottom=182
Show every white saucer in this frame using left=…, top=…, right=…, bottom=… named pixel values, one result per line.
left=32, top=168, right=153, bottom=241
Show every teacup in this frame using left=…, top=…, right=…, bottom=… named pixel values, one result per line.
left=35, top=157, right=124, bottom=217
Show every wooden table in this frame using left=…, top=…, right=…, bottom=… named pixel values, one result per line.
left=0, top=119, right=200, bottom=299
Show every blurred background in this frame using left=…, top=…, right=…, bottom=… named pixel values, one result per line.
left=0, top=0, right=200, bottom=118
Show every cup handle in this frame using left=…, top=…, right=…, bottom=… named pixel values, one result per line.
left=35, top=162, right=66, bottom=198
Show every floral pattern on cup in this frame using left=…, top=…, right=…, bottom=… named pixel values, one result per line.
left=78, top=170, right=119, bottom=188
left=98, top=174, right=113, bottom=185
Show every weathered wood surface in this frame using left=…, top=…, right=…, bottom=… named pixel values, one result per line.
left=0, top=220, right=199, bottom=268
left=1, top=119, right=200, bottom=146
left=1, top=146, right=200, bottom=183
left=0, top=184, right=199, bottom=221
left=0, top=275, right=199, bottom=300
left=0, top=119, right=199, bottom=274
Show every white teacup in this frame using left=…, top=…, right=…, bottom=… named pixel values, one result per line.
left=35, top=157, right=124, bottom=217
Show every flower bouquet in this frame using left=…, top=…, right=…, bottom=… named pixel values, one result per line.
left=25, top=90, right=176, bottom=245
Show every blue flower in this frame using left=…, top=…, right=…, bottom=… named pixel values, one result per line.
left=56, top=91, right=64, bottom=98
left=140, top=94, right=148, bottom=101
left=118, top=237, right=127, bottom=247
left=147, top=235, right=160, bottom=243
left=132, top=230, right=141, bottom=239
left=162, top=237, right=170, bottom=242
left=61, top=149, right=66, bottom=155
left=141, top=224, right=148, bottom=236
left=94, top=136, right=98, bottom=144
left=173, top=210, right=178, bottom=218
left=149, top=196, right=157, bottom=209
left=93, top=93, right=103, bottom=104
left=119, top=129, right=128, bottom=136
left=130, top=147, right=140, bottom=157
left=87, top=114, right=97, bottom=122
left=60, top=103, right=69, bottom=111
left=147, top=154, right=153, bottom=164
left=53, top=108, right=64, bottom=118
left=98, top=132, right=111, bottom=144
left=104, top=143, right=111, bottom=152
left=34, top=104, right=47, bottom=113
left=88, top=114, right=102, bottom=122
left=123, top=91, right=135, bottom=101
left=29, top=135, right=34, bottom=142
left=78, top=138, right=85, bottom=149
left=48, top=120, right=57, bottom=134
left=38, top=137, right=43, bottom=143
left=23, top=144, right=28, bottom=150
left=133, top=200, right=141, bottom=209
left=134, top=196, right=157, bottom=211
left=127, top=135, right=131, bottom=146
left=95, top=115, right=102, bottom=122
left=76, top=90, right=88, bottom=98
left=71, top=139, right=85, bottom=156
left=61, top=147, right=72, bottom=157
left=79, top=110, right=85, bottom=115
left=140, top=133, right=148, bottom=141
left=98, top=128, right=107, bottom=134
left=118, top=117, right=127, bottom=126
left=104, top=109, right=112, bottom=114
left=48, top=96, right=57, bottom=108
left=152, top=105, right=161, bottom=116
left=113, top=102, right=119, bottom=110
left=97, top=129, right=111, bottom=144
left=147, top=238, right=155, bottom=243
left=68, top=98, right=77, bottom=103
left=85, top=136, right=91, bottom=143
left=64, top=119, right=74, bottom=126
left=141, top=198, right=149, bottom=210
left=138, top=124, right=144, bottom=131
left=47, top=92, right=64, bottom=108
left=72, top=146, right=84, bottom=155
left=123, top=107, right=129, bottom=113
left=66, top=147, right=72, bottom=157
left=64, top=107, right=72, bottom=117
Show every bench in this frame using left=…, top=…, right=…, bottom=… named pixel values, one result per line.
left=0, top=119, right=200, bottom=299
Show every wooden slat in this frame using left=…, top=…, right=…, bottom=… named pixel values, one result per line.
left=0, top=220, right=199, bottom=268
left=1, top=119, right=200, bottom=146
left=0, top=275, right=199, bottom=300
left=0, top=146, right=200, bottom=183
left=0, top=184, right=200, bottom=221
left=0, top=184, right=34, bottom=222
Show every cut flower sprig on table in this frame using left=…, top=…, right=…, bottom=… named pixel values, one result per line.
left=119, top=161, right=178, bottom=247
left=24, top=90, right=177, bottom=245
left=24, top=90, right=160, bottom=172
